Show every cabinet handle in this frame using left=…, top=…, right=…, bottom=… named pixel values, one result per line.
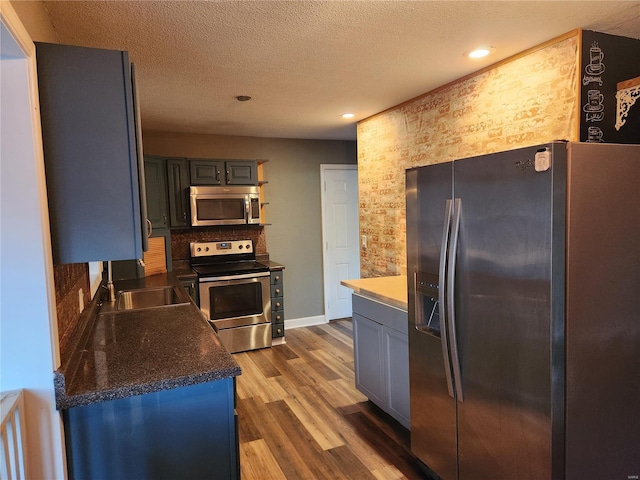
left=216, top=169, right=221, bottom=184
left=276, top=302, right=281, bottom=308
left=275, top=275, right=280, bottom=281
left=276, top=328, right=282, bottom=334
left=276, top=315, right=281, bottom=321
left=275, top=288, right=280, bottom=295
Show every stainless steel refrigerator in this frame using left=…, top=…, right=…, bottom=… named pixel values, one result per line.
left=406, top=142, right=640, bottom=480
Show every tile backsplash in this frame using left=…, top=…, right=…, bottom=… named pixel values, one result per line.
left=170, top=226, right=267, bottom=262
left=54, top=262, right=90, bottom=360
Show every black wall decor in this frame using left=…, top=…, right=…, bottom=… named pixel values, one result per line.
left=580, top=30, right=640, bottom=144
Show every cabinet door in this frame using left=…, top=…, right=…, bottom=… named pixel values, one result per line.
left=272, top=322, right=285, bottom=338
left=190, top=159, right=223, bottom=185
left=63, top=378, right=237, bottom=479
left=36, top=42, right=144, bottom=263
left=352, top=313, right=385, bottom=407
left=167, top=159, right=190, bottom=227
left=270, top=284, right=283, bottom=299
left=383, top=327, right=410, bottom=428
left=226, top=161, right=257, bottom=185
left=144, top=157, right=168, bottom=229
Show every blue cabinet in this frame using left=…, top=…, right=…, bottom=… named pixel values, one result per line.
left=63, top=378, right=238, bottom=479
left=35, top=42, right=147, bottom=263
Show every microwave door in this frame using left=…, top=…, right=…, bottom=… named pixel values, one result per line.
left=192, top=195, right=247, bottom=226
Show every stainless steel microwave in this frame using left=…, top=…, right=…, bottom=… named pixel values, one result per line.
left=190, top=186, right=262, bottom=226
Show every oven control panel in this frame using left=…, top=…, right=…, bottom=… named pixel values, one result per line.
left=190, top=240, right=253, bottom=257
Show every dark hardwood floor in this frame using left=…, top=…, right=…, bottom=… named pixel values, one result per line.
left=234, top=320, right=426, bottom=479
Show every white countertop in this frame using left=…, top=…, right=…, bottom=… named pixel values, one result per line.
left=341, top=275, right=408, bottom=311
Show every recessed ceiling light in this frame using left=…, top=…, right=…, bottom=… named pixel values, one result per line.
left=341, top=113, right=355, bottom=119
left=465, top=47, right=494, bottom=59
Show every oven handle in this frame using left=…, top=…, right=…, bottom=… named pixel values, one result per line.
left=199, top=271, right=271, bottom=282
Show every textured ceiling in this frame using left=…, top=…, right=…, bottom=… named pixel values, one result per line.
left=39, top=1, right=640, bottom=140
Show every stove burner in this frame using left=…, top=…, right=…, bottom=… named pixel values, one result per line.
left=189, top=240, right=267, bottom=277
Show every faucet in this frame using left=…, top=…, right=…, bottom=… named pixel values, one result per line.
left=103, top=258, right=145, bottom=303
left=105, top=260, right=116, bottom=303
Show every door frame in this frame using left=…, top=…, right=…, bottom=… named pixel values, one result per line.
left=1, top=2, right=66, bottom=477
left=320, top=164, right=359, bottom=322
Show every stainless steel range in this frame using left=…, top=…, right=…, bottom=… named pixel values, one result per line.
left=190, top=240, right=271, bottom=353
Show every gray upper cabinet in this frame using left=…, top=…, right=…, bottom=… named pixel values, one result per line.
left=144, top=157, right=169, bottom=229
left=35, top=42, right=147, bottom=264
left=167, top=158, right=190, bottom=228
left=226, top=160, right=257, bottom=185
left=190, top=159, right=224, bottom=185
left=190, top=159, right=258, bottom=185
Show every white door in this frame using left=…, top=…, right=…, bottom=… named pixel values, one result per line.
left=321, top=165, right=360, bottom=321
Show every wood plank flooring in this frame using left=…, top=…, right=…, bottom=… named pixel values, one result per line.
left=234, top=319, right=426, bottom=480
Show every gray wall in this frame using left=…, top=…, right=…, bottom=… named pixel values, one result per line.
left=143, top=131, right=357, bottom=320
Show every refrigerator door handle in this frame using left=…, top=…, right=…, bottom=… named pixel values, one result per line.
left=438, top=199, right=455, bottom=398
left=447, top=198, right=464, bottom=402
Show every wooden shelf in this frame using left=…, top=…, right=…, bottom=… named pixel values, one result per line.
left=258, top=160, right=268, bottom=225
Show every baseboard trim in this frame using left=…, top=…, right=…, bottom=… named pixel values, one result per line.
left=285, top=315, right=326, bottom=330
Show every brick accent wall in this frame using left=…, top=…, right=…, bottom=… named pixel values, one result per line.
left=357, top=34, right=580, bottom=277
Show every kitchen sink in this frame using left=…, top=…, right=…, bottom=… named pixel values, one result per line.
left=115, top=286, right=189, bottom=311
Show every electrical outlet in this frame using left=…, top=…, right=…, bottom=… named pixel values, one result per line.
left=78, top=288, right=84, bottom=313
left=361, top=235, right=367, bottom=248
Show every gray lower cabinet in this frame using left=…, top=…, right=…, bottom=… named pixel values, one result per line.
left=271, top=269, right=285, bottom=338
left=63, top=378, right=238, bottom=480
left=352, top=293, right=410, bottom=428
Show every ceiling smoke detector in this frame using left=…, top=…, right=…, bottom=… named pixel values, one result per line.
left=236, top=95, right=252, bottom=102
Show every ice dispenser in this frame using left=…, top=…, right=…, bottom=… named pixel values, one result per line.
left=415, top=271, right=441, bottom=336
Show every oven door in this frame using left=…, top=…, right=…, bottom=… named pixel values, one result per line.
left=199, top=272, right=271, bottom=329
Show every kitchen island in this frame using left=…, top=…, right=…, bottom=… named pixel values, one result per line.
left=341, top=275, right=407, bottom=310
left=55, top=273, right=241, bottom=479
left=341, top=275, right=410, bottom=428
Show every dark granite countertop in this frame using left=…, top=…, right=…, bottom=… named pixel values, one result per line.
left=262, top=259, right=285, bottom=270
left=54, top=273, right=241, bottom=410
left=171, top=260, right=196, bottom=278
